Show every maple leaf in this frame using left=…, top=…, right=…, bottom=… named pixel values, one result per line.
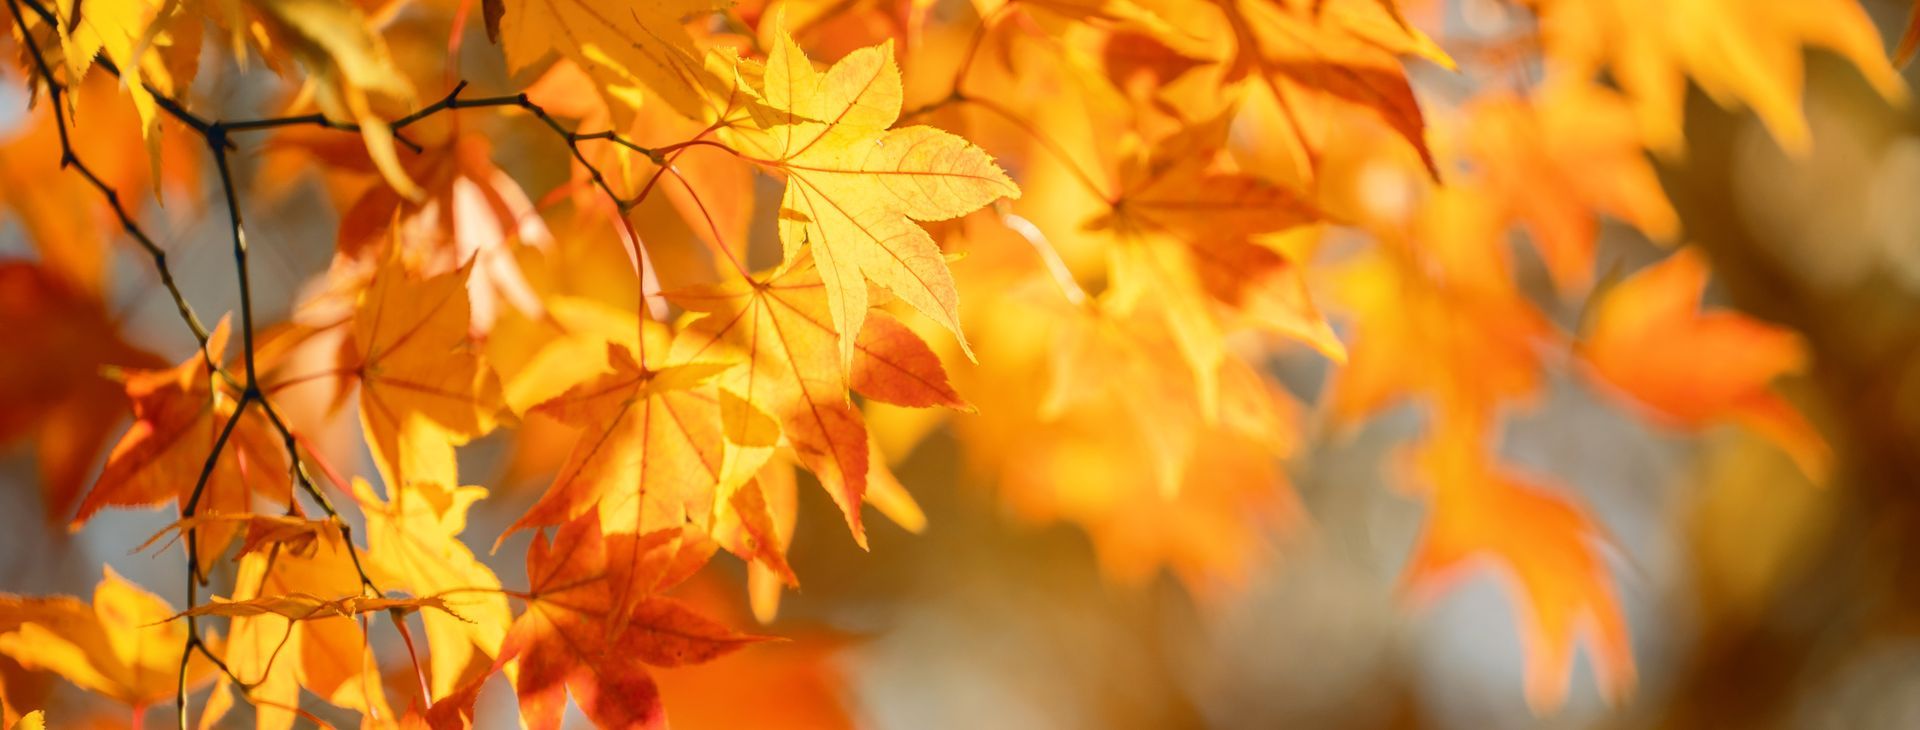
left=0, top=76, right=201, bottom=296
left=346, top=254, right=505, bottom=488
left=136, top=513, right=341, bottom=559
left=72, top=318, right=292, bottom=573
left=223, top=528, right=396, bottom=728
left=1531, top=0, right=1906, bottom=154
left=247, top=0, right=423, bottom=197
left=499, top=517, right=767, bottom=730
left=0, top=567, right=218, bottom=711
left=334, top=130, right=555, bottom=336
left=34, top=0, right=201, bottom=150
left=504, top=330, right=757, bottom=633
left=492, top=0, right=721, bottom=123
left=1398, top=421, right=1634, bottom=712
left=0, top=261, right=162, bottom=523
left=166, top=594, right=459, bottom=622
left=1460, top=81, right=1679, bottom=292
left=1139, top=0, right=1450, bottom=179
left=1087, top=114, right=1341, bottom=415
left=507, top=341, right=727, bottom=536
left=1327, top=189, right=1553, bottom=426
left=727, top=27, right=1021, bottom=369
left=1578, top=247, right=1830, bottom=480
left=669, top=255, right=968, bottom=546
left=352, top=477, right=513, bottom=701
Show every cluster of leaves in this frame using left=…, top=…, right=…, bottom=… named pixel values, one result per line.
left=0, top=0, right=1906, bottom=725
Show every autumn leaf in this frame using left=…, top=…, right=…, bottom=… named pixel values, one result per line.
left=1398, top=420, right=1634, bottom=712
left=136, top=513, right=341, bottom=559
left=1578, top=247, right=1830, bottom=481
left=504, top=332, right=742, bottom=632
left=1460, top=81, right=1679, bottom=292
left=493, top=0, right=721, bottom=122
left=1532, top=0, right=1906, bottom=154
left=727, top=26, right=1021, bottom=369
left=1205, top=0, right=1450, bottom=178
left=669, top=255, right=967, bottom=546
left=223, top=529, right=396, bottom=728
left=353, top=477, right=513, bottom=700
left=165, top=594, right=459, bottom=623
left=506, top=341, right=727, bottom=539
left=0, top=261, right=162, bottom=523
left=347, top=253, right=505, bottom=488
left=0, top=567, right=218, bottom=711
left=499, top=517, right=767, bottom=730
left=72, top=318, right=291, bottom=573
left=1087, top=113, right=1339, bottom=415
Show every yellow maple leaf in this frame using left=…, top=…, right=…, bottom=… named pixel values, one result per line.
left=1088, top=114, right=1340, bottom=417
left=347, top=254, right=504, bottom=489
left=250, top=0, right=421, bottom=198
left=495, top=0, right=721, bottom=122
left=354, top=478, right=514, bottom=701
left=1533, top=0, right=1906, bottom=155
left=668, top=255, right=959, bottom=547
left=0, top=567, right=217, bottom=711
left=224, top=529, right=394, bottom=729
left=727, top=27, right=1021, bottom=370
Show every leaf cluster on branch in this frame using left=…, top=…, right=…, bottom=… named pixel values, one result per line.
left=0, top=0, right=1905, bottom=726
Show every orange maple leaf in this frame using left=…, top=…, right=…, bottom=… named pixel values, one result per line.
left=72, top=318, right=291, bottom=573
left=346, top=254, right=505, bottom=488
left=669, top=256, right=965, bottom=546
left=1210, top=0, right=1450, bottom=178
left=1578, top=247, right=1830, bottom=481
left=0, top=262, right=162, bottom=523
left=499, top=517, right=768, bottom=730
left=1399, top=421, right=1634, bottom=712
left=1088, top=113, right=1342, bottom=414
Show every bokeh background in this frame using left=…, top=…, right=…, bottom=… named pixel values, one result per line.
left=5, top=0, right=1920, bottom=728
